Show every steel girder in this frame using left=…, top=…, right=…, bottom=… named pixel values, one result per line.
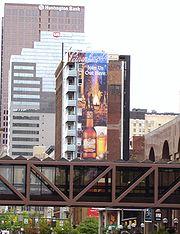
left=0, top=158, right=179, bottom=208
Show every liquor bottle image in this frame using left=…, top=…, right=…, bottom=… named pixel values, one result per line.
left=82, top=110, right=97, bottom=158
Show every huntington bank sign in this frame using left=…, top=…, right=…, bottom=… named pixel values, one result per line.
left=38, top=4, right=81, bottom=12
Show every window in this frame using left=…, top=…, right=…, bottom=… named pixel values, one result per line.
left=13, top=87, right=40, bottom=92
left=12, top=137, right=39, bottom=142
left=13, top=94, right=40, bottom=99
left=14, top=65, right=34, bottom=70
left=14, top=80, right=40, bottom=84
left=13, top=123, right=39, bottom=127
left=13, top=116, right=39, bottom=120
left=68, top=92, right=74, bottom=100
left=67, top=122, right=74, bottom=130
left=12, top=145, right=34, bottom=149
left=14, top=73, right=34, bottom=77
left=67, top=107, right=75, bottom=115
left=69, top=64, right=75, bottom=70
left=13, top=101, right=39, bottom=107
left=68, top=77, right=75, bottom=85
left=12, top=152, right=33, bottom=156
left=67, top=136, right=74, bottom=145
left=66, top=152, right=73, bottom=160
left=12, top=130, right=39, bottom=135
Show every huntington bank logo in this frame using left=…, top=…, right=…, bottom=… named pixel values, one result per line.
left=38, top=4, right=81, bottom=12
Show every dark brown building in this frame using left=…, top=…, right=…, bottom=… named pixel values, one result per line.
left=1, top=3, right=84, bottom=145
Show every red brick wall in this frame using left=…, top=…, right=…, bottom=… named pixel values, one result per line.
left=132, top=136, right=145, bottom=161
left=107, top=60, right=122, bottom=161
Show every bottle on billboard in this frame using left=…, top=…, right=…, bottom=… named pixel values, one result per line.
left=83, top=110, right=97, bottom=158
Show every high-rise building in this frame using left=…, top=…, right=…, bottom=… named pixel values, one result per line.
left=8, top=31, right=89, bottom=158
left=1, top=3, right=85, bottom=145
left=55, top=52, right=130, bottom=161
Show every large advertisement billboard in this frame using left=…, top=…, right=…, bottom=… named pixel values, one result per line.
left=68, top=52, right=108, bottom=159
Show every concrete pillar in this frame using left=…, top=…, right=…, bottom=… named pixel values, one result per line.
left=117, top=210, right=121, bottom=226
left=98, top=211, right=103, bottom=234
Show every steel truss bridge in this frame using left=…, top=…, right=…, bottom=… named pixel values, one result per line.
left=0, top=156, right=179, bottom=208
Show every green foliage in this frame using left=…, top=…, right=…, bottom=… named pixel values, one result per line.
left=39, top=218, right=52, bottom=234
left=153, top=227, right=169, bottom=234
left=77, top=217, right=98, bottom=234
left=54, top=220, right=79, bottom=234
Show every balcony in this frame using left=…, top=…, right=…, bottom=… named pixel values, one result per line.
left=67, top=115, right=76, bottom=122
left=68, top=69, right=77, bottom=77
left=67, top=99, right=76, bottom=106
left=66, top=144, right=76, bottom=152
left=67, top=85, right=76, bottom=92
left=66, top=129, right=76, bottom=136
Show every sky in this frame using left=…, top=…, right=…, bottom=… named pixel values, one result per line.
left=0, top=0, right=180, bottom=113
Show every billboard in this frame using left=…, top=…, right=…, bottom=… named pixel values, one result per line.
left=68, top=51, right=108, bottom=159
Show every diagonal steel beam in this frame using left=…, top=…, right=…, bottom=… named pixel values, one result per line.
left=31, top=165, right=69, bottom=202
left=115, top=167, right=155, bottom=203
left=73, top=166, right=112, bottom=201
left=0, top=175, right=26, bottom=202
left=156, top=181, right=180, bottom=206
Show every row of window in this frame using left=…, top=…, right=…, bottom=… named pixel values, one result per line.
left=13, top=101, right=40, bottom=107
left=13, top=87, right=40, bottom=92
left=13, top=94, right=40, bottom=99
left=12, top=144, right=34, bottom=149
left=12, top=152, right=33, bottom=156
left=14, top=80, right=40, bottom=84
left=12, top=130, right=39, bottom=135
left=13, top=115, right=39, bottom=120
left=12, top=137, right=39, bottom=142
left=14, top=65, right=34, bottom=70
left=13, top=123, right=39, bottom=127
left=14, top=73, right=34, bottom=77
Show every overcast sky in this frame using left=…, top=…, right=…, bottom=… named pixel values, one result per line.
left=0, top=0, right=180, bottom=113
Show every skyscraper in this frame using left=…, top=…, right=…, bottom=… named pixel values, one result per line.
left=8, top=31, right=89, bottom=158
left=1, top=3, right=85, bottom=145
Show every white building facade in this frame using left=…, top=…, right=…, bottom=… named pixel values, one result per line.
left=8, top=31, right=89, bottom=157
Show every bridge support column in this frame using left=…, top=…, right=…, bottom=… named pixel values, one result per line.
left=117, top=210, right=121, bottom=227
left=98, top=210, right=104, bottom=234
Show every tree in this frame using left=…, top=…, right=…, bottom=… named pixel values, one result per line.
left=39, top=218, right=52, bottom=234
left=153, top=227, right=169, bottom=234
left=54, top=220, right=80, bottom=234
left=77, top=217, right=98, bottom=234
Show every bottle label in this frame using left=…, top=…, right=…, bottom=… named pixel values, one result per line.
left=83, top=138, right=96, bottom=152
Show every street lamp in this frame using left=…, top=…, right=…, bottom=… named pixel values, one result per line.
left=117, top=224, right=123, bottom=230
left=108, top=225, right=112, bottom=233
left=163, top=217, right=168, bottom=230
left=140, top=223, right=145, bottom=234
left=131, top=223, right=136, bottom=234
left=173, top=218, right=178, bottom=232
left=127, top=224, right=131, bottom=230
